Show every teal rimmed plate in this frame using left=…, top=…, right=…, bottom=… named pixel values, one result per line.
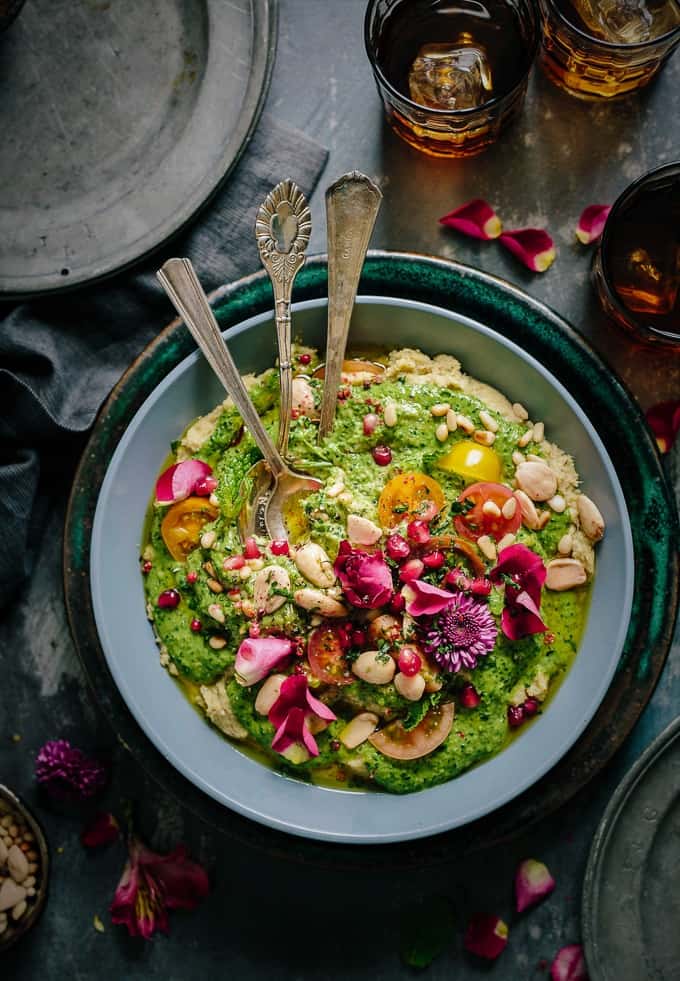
left=64, top=253, right=679, bottom=861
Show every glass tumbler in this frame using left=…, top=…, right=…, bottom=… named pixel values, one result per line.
left=538, top=0, right=680, bottom=99
left=364, top=0, right=539, bottom=158
left=592, top=162, right=680, bottom=345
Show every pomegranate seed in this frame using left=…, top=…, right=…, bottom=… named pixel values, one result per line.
left=336, top=624, right=352, bottom=650
left=291, top=407, right=301, bottom=420
left=446, top=568, right=471, bottom=591
left=244, top=537, right=261, bottom=559
left=186, top=570, right=198, bottom=584
left=363, top=412, right=380, bottom=436
left=422, top=549, right=445, bottom=569
left=248, top=623, right=261, bottom=638
left=407, top=520, right=430, bottom=545
left=372, top=445, right=392, bottom=466
left=223, top=555, right=245, bottom=571
left=397, top=647, right=422, bottom=677
left=190, top=618, right=202, bottom=632
left=459, top=683, right=481, bottom=709
left=141, top=560, right=152, bottom=574
left=399, top=558, right=425, bottom=582
left=385, top=533, right=411, bottom=561
left=351, top=628, right=366, bottom=648
left=270, top=539, right=290, bottom=556
left=157, top=589, right=180, bottom=609
left=338, top=387, right=351, bottom=401
left=523, top=697, right=540, bottom=716
left=330, top=739, right=341, bottom=752
left=508, top=705, right=525, bottom=728
left=194, top=474, right=218, bottom=497
left=298, top=353, right=311, bottom=365
left=470, top=577, right=492, bottom=597
left=227, top=588, right=241, bottom=599
left=389, top=592, right=406, bottom=613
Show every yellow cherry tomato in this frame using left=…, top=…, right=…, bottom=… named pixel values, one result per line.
left=161, top=496, right=219, bottom=562
left=436, top=439, right=502, bottom=484
left=378, top=471, right=446, bottom=528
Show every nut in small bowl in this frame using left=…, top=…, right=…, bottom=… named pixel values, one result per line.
left=0, top=785, right=50, bottom=951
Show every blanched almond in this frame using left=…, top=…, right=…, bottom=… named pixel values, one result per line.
left=515, top=489, right=540, bottom=530
left=352, top=651, right=396, bottom=685
left=293, top=588, right=347, bottom=617
left=340, top=712, right=380, bottom=749
left=515, top=461, right=558, bottom=502
left=294, top=542, right=336, bottom=588
left=394, top=672, right=426, bottom=701
left=347, top=514, right=382, bottom=546
left=577, top=494, right=605, bottom=541
left=253, top=565, right=290, bottom=614
left=545, top=558, right=587, bottom=591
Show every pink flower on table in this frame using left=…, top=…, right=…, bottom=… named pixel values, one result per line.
left=235, top=636, right=294, bottom=686
left=35, top=739, right=108, bottom=800
left=268, top=675, right=336, bottom=758
left=81, top=812, right=120, bottom=849
left=489, top=543, right=547, bottom=640
left=110, top=835, right=209, bottom=939
left=334, top=540, right=393, bottom=609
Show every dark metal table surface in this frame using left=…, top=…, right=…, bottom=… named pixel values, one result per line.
left=2, top=1, right=679, bottom=978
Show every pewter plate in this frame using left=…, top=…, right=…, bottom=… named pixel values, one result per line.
left=583, top=716, right=680, bottom=981
left=0, top=0, right=275, bottom=297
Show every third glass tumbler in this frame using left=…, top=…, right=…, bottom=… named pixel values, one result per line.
left=364, top=0, right=539, bottom=157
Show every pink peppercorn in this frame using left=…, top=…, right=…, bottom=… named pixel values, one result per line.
left=186, top=571, right=198, bottom=584
left=298, top=353, right=311, bottom=366
left=372, top=445, right=392, bottom=466
left=459, top=683, right=481, bottom=709
left=338, top=387, right=351, bottom=401
left=157, top=589, right=181, bottom=609
left=508, top=705, right=525, bottom=728
left=190, top=618, right=202, bottom=633
left=523, top=697, right=540, bottom=716
left=407, top=520, right=430, bottom=545
left=385, top=533, right=411, bottom=561
left=422, top=549, right=445, bottom=569
left=243, top=537, right=261, bottom=559
left=270, top=540, right=290, bottom=556
left=141, top=560, right=152, bottom=574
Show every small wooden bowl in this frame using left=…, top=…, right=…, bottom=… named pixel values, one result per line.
left=0, top=785, right=50, bottom=952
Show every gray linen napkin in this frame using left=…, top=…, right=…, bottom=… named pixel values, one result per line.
left=0, top=115, right=328, bottom=608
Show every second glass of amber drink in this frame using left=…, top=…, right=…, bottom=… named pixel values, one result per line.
left=538, top=0, right=680, bottom=98
left=364, top=0, right=539, bottom=157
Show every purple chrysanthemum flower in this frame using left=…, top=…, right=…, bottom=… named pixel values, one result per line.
left=421, top=592, right=497, bottom=673
left=35, top=739, right=108, bottom=800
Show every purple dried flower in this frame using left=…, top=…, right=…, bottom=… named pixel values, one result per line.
left=421, top=592, right=497, bottom=673
left=35, top=739, right=108, bottom=800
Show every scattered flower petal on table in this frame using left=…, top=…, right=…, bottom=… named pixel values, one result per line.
left=575, top=204, right=611, bottom=245
left=439, top=198, right=503, bottom=240
left=110, top=835, right=209, bottom=939
left=234, top=636, right=294, bottom=686
left=81, top=812, right=120, bottom=848
left=646, top=399, right=680, bottom=454
left=35, top=739, right=108, bottom=800
left=550, top=944, right=589, bottom=980
left=499, top=228, right=556, bottom=272
left=515, top=858, right=556, bottom=912
left=464, top=912, right=509, bottom=959
left=155, top=459, right=213, bottom=504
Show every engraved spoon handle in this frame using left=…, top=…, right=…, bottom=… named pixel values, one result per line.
left=157, top=258, right=286, bottom=477
left=256, top=180, right=311, bottom=457
left=318, top=172, right=382, bottom=441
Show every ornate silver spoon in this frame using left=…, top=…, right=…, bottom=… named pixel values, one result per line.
left=157, top=258, right=321, bottom=542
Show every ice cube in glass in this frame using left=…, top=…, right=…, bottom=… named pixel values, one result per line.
left=408, top=38, right=494, bottom=110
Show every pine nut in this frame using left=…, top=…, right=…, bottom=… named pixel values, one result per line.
left=511, top=451, right=525, bottom=466
left=479, top=410, right=499, bottom=433
left=502, top=496, right=517, bottom=519
left=558, top=533, right=573, bottom=555
left=457, top=414, right=475, bottom=433
left=473, top=429, right=495, bottom=446
left=209, top=492, right=220, bottom=507
left=208, top=636, right=227, bottom=649
left=431, top=403, right=450, bottom=416
left=518, top=430, right=533, bottom=447
left=497, top=533, right=516, bottom=551
left=527, top=453, right=544, bottom=463
left=239, top=566, right=252, bottom=580
left=533, top=421, right=545, bottom=442
left=338, top=491, right=353, bottom=506
left=384, top=402, right=398, bottom=427
left=446, top=409, right=457, bottom=432
left=548, top=494, right=566, bottom=513
left=513, top=402, right=529, bottom=421
left=327, top=479, right=345, bottom=498
left=482, top=500, right=502, bottom=518
left=200, top=530, right=216, bottom=549
left=206, top=578, right=223, bottom=593
left=536, top=510, right=552, bottom=529
left=435, top=422, right=449, bottom=442
left=207, top=603, right=225, bottom=624
left=477, top=535, right=497, bottom=562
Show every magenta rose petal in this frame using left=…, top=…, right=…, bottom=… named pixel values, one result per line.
left=464, top=913, right=509, bottom=960
left=499, top=228, right=556, bottom=272
left=268, top=676, right=334, bottom=758
left=334, top=540, right=393, bottom=608
left=515, top=858, right=556, bottom=912
left=234, top=637, right=294, bottom=686
left=550, top=944, right=589, bottom=981
left=575, top=204, right=611, bottom=245
left=646, top=399, right=680, bottom=454
left=403, top=579, right=455, bottom=617
left=439, top=198, right=502, bottom=240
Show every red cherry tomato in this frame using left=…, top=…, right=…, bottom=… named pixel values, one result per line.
left=307, top=625, right=353, bottom=686
left=369, top=703, right=454, bottom=760
left=454, top=482, right=522, bottom=543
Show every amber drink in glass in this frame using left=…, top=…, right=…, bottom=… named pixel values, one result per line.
left=364, top=0, right=539, bottom=157
left=538, top=0, right=680, bottom=98
left=593, top=162, right=680, bottom=344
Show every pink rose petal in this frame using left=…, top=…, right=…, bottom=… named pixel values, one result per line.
left=464, top=913, right=509, bottom=960
left=646, top=399, right=680, bottom=454
left=234, top=637, right=294, bottom=686
left=156, top=459, right=213, bottom=504
left=551, top=944, right=589, bottom=981
left=499, top=228, right=556, bottom=273
left=334, top=540, right=394, bottom=609
left=268, top=675, right=336, bottom=759
left=515, top=858, right=556, bottom=912
left=575, top=204, right=611, bottom=245
left=439, top=198, right=502, bottom=240
left=403, top=579, right=454, bottom=617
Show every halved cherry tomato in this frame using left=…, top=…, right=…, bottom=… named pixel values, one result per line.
left=454, top=482, right=522, bottom=543
left=307, top=625, right=354, bottom=686
left=420, top=535, right=486, bottom=576
left=378, top=472, right=446, bottom=528
left=368, top=703, right=454, bottom=760
left=437, top=439, right=502, bottom=484
left=161, top=496, right=218, bottom=561
left=312, top=359, right=385, bottom=382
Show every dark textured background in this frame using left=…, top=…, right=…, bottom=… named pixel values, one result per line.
left=2, top=1, right=679, bottom=977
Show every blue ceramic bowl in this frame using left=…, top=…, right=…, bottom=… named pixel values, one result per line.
left=89, top=293, right=634, bottom=843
